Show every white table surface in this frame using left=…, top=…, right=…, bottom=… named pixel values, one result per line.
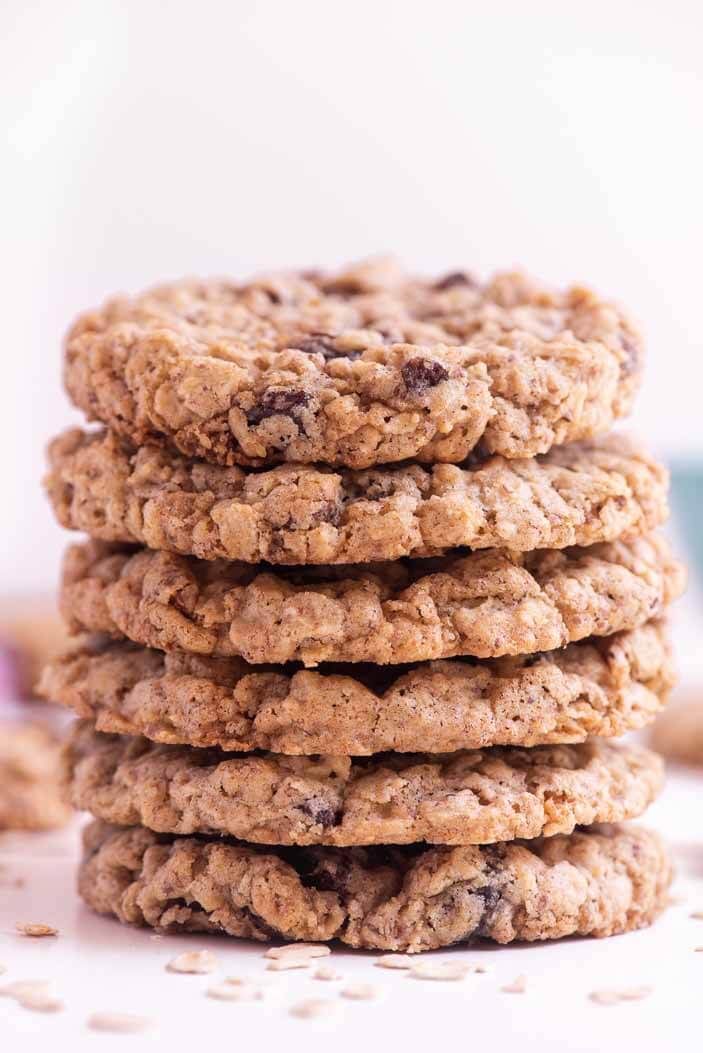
left=1, top=762, right=700, bottom=1053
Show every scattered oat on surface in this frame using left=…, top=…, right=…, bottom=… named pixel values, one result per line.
left=265, top=943, right=331, bottom=960
left=167, top=949, right=219, bottom=974
left=290, top=998, right=337, bottom=1020
left=0, top=978, right=63, bottom=1011
left=619, top=986, right=653, bottom=1001
left=1, top=980, right=51, bottom=999
left=207, top=983, right=264, bottom=1002
left=375, top=954, right=414, bottom=970
left=16, top=923, right=58, bottom=938
left=590, top=989, right=621, bottom=1006
left=409, top=961, right=473, bottom=981
left=501, top=975, right=527, bottom=994
left=87, top=1012, right=152, bottom=1033
left=18, top=990, right=64, bottom=1013
left=341, top=984, right=377, bottom=1001
left=267, top=957, right=311, bottom=972
left=314, top=965, right=342, bottom=981
left=589, top=986, right=652, bottom=1006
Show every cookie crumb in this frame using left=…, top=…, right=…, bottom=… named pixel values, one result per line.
left=265, top=943, right=331, bottom=961
left=409, top=961, right=473, bottom=982
left=87, top=1012, right=151, bottom=1034
left=16, top=922, right=58, bottom=938
left=290, top=998, right=337, bottom=1019
left=314, top=965, right=342, bottom=981
left=375, top=954, right=413, bottom=970
left=341, top=984, right=377, bottom=1001
left=207, top=983, right=263, bottom=1003
left=501, top=975, right=527, bottom=994
left=167, top=949, right=219, bottom=974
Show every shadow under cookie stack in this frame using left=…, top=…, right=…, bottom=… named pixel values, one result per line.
left=41, top=259, right=685, bottom=953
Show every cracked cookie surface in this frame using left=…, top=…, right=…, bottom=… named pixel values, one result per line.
left=0, top=723, right=72, bottom=831
left=64, top=722, right=663, bottom=846
left=79, top=820, right=671, bottom=951
left=63, top=259, right=643, bottom=469
left=46, top=429, right=668, bottom=564
left=58, top=534, right=685, bottom=665
left=42, top=622, right=673, bottom=754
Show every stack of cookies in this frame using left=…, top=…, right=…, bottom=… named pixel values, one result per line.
left=41, top=259, right=684, bottom=953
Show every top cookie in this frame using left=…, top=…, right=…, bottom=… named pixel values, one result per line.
left=64, top=259, right=643, bottom=469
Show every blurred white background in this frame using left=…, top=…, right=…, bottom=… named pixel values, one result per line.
left=2, top=0, right=702, bottom=595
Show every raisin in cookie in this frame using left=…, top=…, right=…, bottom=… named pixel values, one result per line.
left=41, top=622, right=673, bottom=755
left=79, top=820, right=671, bottom=951
left=46, top=428, right=668, bottom=564
left=63, top=259, right=643, bottom=469
left=58, top=535, right=685, bottom=665
left=63, top=722, right=663, bottom=847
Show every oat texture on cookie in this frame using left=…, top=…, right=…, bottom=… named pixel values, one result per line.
left=42, top=259, right=680, bottom=952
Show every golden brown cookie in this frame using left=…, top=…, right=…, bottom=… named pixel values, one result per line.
left=41, top=622, right=673, bottom=755
left=58, top=535, right=685, bottom=665
left=79, top=820, right=671, bottom=951
left=63, top=260, right=643, bottom=469
left=46, top=428, right=668, bottom=564
left=63, top=721, right=663, bottom=847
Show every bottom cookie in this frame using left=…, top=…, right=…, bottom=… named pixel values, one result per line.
left=79, top=820, right=671, bottom=952
left=0, top=722, right=72, bottom=831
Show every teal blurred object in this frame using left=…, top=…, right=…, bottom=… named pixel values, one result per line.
left=671, top=464, right=703, bottom=582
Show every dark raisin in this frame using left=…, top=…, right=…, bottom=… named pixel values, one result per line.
left=246, top=389, right=310, bottom=427
left=293, top=334, right=361, bottom=362
left=461, top=441, right=492, bottom=469
left=433, top=271, right=475, bottom=291
left=313, top=501, right=342, bottom=526
left=473, top=884, right=501, bottom=938
left=401, top=358, right=449, bottom=395
left=239, top=905, right=280, bottom=939
left=298, top=799, right=340, bottom=828
left=300, top=856, right=353, bottom=895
